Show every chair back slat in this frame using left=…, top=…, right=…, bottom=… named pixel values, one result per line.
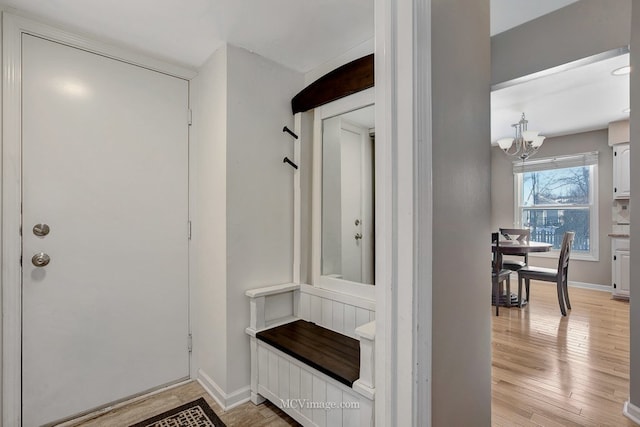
left=499, top=228, right=530, bottom=243
left=492, top=232, right=500, bottom=274
left=557, top=231, right=575, bottom=279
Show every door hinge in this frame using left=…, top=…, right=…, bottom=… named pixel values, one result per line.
left=188, top=220, right=192, bottom=240
left=188, top=333, right=193, bottom=352
left=614, top=187, right=617, bottom=193
left=614, top=255, right=617, bottom=261
left=188, top=109, right=193, bottom=126
left=615, top=151, right=617, bottom=156
left=614, top=283, right=617, bottom=289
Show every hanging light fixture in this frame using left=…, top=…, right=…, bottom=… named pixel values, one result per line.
left=497, top=113, right=546, bottom=161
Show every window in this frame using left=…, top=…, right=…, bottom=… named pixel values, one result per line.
left=514, top=152, right=599, bottom=261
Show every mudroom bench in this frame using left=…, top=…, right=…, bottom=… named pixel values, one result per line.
left=246, top=283, right=375, bottom=427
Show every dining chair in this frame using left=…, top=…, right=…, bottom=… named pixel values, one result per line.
left=492, top=232, right=512, bottom=316
left=517, top=231, right=575, bottom=316
left=499, top=228, right=531, bottom=271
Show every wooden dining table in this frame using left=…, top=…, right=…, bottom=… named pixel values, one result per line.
left=492, top=240, right=553, bottom=306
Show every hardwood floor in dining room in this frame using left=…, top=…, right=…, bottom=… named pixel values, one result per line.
left=492, top=281, right=633, bottom=427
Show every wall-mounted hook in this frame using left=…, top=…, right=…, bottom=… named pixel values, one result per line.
left=283, top=126, right=299, bottom=140
left=283, top=157, right=298, bottom=169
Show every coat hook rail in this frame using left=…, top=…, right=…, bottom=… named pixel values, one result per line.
left=283, top=126, right=299, bottom=140
left=283, top=157, right=298, bottom=169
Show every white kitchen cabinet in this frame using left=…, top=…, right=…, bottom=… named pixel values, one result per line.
left=612, top=238, right=630, bottom=299
left=613, top=143, right=630, bottom=199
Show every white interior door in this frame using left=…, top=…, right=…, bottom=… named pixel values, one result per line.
left=21, top=35, right=189, bottom=426
left=340, top=123, right=364, bottom=282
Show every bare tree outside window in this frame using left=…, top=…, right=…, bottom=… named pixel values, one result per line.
left=520, top=165, right=591, bottom=252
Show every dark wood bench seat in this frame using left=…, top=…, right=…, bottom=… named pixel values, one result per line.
left=256, top=319, right=360, bottom=387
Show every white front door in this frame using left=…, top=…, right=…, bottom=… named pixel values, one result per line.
left=21, top=34, right=189, bottom=426
left=340, top=122, right=364, bottom=282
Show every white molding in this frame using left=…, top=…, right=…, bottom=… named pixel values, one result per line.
left=1, top=12, right=196, bottom=425
left=245, top=282, right=300, bottom=298
left=311, top=88, right=376, bottom=300
left=375, top=0, right=433, bottom=425
left=293, top=113, right=302, bottom=284
left=300, top=283, right=375, bottom=310
left=317, top=275, right=376, bottom=301
left=316, top=88, right=375, bottom=121
left=2, top=12, right=26, bottom=426
left=55, top=379, right=192, bottom=426
left=373, top=0, right=393, bottom=425
left=510, top=277, right=610, bottom=293
left=2, top=12, right=196, bottom=79
left=567, top=281, right=610, bottom=292
left=394, top=0, right=416, bottom=423
left=412, top=0, right=433, bottom=425
left=624, top=400, right=640, bottom=424
left=196, top=370, right=251, bottom=411
left=311, top=100, right=322, bottom=286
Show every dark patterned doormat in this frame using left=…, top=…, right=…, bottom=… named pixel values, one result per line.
left=129, top=397, right=226, bottom=427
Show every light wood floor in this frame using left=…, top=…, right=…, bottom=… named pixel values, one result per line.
left=62, top=283, right=632, bottom=426
left=492, top=282, right=633, bottom=426
left=61, top=380, right=299, bottom=427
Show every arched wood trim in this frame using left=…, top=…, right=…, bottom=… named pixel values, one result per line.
left=291, top=54, right=374, bottom=114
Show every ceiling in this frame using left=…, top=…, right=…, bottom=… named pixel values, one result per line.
left=491, top=52, right=630, bottom=143
left=490, top=0, right=580, bottom=35
left=3, top=0, right=575, bottom=73
left=1, top=0, right=374, bottom=72
left=4, top=1, right=617, bottom=141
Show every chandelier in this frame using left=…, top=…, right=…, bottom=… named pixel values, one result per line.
left=497, top=113, right=545, bottom=161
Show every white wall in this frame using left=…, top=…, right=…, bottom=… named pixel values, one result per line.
left=300, top=111, right=315, bottom=284
left=628, top=0, right=640, bottom=411
left=189, top=45, right=229, bottom=390
left=491, top=129, right=613, bottom=286
left=225, top=45, right=303, bottom=393
left=431, top=0, right=492, bottom=425
left=491, top=0, right=631, bottom=85
left=190, top=43, right=303, bottom=402
left=304, top=38, right=374, bottom=86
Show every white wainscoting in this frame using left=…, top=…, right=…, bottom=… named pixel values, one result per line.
left=298, top=284, right=375, bottom=339
left=257, top=342, right=373, bottom=427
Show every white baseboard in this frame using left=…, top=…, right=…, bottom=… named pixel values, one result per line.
left=196, top=369, right=251, bottom=411
left=624, top=400, right=640, bottom=424
left=567, top=281, right=610, bottom=292
left=507, top=276, right=610, bottom=293
left=55, top=379, right=192, bottom=426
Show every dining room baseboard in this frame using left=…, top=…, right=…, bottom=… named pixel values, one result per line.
left=567, top=281, right=610, bottom=292
left=623, top=400, right=640, bottom=424
left=507, top=275, right=609, bottom=293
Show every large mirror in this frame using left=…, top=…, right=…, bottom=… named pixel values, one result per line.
left=321, top=104, right=375, bottom=285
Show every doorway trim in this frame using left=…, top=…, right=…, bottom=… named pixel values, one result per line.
left=1, top=12, right=195, bottom=425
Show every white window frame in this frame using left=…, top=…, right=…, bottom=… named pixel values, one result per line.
left=513, top=152, right=599, bottom=262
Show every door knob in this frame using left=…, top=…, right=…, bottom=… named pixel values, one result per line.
left=355, top=233, right=363, bottom=240
left=33, top=223, right=50, bottom=237
left=31, top=252, right=50, bottom=267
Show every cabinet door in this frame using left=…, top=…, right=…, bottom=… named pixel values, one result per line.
left=614, top=143, right=630, bottom=198
left=614, top=249, right=630, bottom=297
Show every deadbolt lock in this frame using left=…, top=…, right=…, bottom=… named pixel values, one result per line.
left=33, top=223, right=50, bottom=237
